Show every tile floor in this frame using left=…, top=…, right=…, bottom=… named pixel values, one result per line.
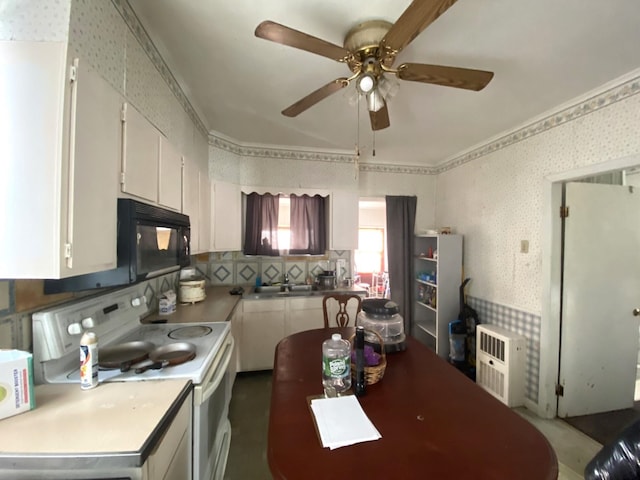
left=225, top=371, right=604, bottom=479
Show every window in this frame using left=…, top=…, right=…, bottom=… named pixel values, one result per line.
left=243, top=193, right=326, bottom=255
left=354, top=228, right=385, bottom=273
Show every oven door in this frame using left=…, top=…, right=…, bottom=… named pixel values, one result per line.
left=192, top=333, right=234, bottom=480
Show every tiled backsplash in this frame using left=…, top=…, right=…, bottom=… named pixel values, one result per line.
left=196, top=251, right=352, bottom=287
left=467, top=296, right=541, bottom=403
left=0, top=273, right=180, bottom=352
left=0, top=250, right=353, bottom=351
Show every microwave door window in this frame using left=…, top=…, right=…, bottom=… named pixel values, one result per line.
left=137, top=225, right=179, bottom=275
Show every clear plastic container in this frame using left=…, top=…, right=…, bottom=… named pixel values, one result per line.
left=322, top=333, right=351, bottom=396
left=357, top=299, right=406, bottom=353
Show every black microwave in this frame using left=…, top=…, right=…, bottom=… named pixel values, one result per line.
left=44, top=199, right=190, bottom=293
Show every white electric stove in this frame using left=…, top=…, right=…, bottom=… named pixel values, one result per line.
left=32, top=282, right=234, bottom=480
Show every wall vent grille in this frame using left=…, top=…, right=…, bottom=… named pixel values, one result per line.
left=476, top=324, right=526, bottom=407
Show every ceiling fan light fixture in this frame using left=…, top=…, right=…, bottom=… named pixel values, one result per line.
left=356, top=73, right=376, bottom=94
left=367, top=90, right=384, bottom=112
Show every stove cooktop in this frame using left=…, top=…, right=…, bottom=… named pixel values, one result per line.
left=60, top=322, right=230, bottom=384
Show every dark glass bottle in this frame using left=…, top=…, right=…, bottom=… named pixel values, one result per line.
left=354, top=326, right=366, bottom=397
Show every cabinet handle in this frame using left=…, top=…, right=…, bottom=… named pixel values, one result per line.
left=633, top=308, right=640, bottom=317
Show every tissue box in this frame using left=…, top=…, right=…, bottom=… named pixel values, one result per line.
left=159, top=289, right=177, bottom=315
left=0, top=350, right=35, bottom=421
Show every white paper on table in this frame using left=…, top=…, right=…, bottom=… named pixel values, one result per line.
left=309, top=395, right=382, bottom=449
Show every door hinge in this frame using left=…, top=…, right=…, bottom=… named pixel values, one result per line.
left=120, top=172, right=126, bottom=185
left=64, top=243, right=72, bottom=259
left=69, top=59, right=78, bottom=83
left=121, top=103, right=127, bottom=122
left=559, top=206, right=569, bottom=218
left=555, top=384, right=564, bottom=396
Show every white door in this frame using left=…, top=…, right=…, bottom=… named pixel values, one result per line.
left=558, top=182, right=640, bottom=417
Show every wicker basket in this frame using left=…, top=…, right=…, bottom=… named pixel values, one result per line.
left=349, top=329, right=386, bottom=385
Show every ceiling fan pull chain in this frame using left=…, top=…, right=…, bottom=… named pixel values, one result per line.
left=373, top=129, right=376, bottom=157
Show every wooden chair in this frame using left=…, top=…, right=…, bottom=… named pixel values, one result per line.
left=322, top=293, right=363, bottom=328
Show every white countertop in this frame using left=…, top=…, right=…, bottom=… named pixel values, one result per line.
left=0, top=379, right=191, bottom=467
left=144, top=286, right=241, bottom=324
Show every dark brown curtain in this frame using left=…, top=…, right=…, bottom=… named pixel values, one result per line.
left=243, top=193, right=280, bottom=256
left=385, top=196, right=417, bottom=335
left=289, top=194, right=326, bottom=255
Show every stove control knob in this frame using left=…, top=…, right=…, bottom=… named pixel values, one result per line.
left=81, top=317, right=96, bottom=329
left=67, top=322, right=82, bottom=335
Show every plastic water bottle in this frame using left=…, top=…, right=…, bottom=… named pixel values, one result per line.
left=322, top=333, right=351, bottom=396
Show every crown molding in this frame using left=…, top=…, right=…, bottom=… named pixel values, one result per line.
left=114, top=0, right=209, bottom=138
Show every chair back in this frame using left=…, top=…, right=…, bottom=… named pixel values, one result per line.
left=322, top=294, right=363, bottom=328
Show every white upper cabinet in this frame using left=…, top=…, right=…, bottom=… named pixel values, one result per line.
left=198, top=170, right=211, bottom=253
left=121, top=102, right=159, bottom=203
left=121, top=103, right=183, bottom=212
left=0, top=41, right=120, bottom=279
left=329, top=191, right=359, bottom=250
left=210, top=181, right=242, bottom=252
left=158, top=136, right=183, bottom=211
left=183, top=156, right=201, bottom=253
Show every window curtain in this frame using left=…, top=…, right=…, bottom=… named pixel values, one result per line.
left=289, top=194, right=326, bottom=255
left=385, top=196, right=417, bottom=335
left=243, top=193, right=280, bottom=256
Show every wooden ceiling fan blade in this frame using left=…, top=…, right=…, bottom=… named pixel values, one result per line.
left=397, top=63, right=494, bottom=91
left=369, top=102, right=390, bottom=131
left=282, top=78, right=349, bottom=117
left=255, top=21, right=350, bottom=62
left=381, top=0, right=458, bottom=55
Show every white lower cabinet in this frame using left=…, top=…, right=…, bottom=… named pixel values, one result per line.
left=240, top=299, right=286, bottom=371
left=237, top=296, right=358, bottom=372
left=286, top=297, right=324, bottom=335
left=143, top=391, right=192, bottom=480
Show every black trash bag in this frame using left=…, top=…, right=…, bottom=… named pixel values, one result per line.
left=584, top=420, right=640, bottom=479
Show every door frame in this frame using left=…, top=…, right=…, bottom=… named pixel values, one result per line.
left=537, top=153, right=640, bottom=419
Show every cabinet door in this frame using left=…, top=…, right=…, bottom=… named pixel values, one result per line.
left=198, top=170, right=211, bottom=253
left=330, top=191, right=359, bottom=250
left=286, top=297, right=324, bottom=335
left=211, top=181, right=241, bottom=251
left=145, top=394, right=192, bottom=480
left=65, top=58, right=121, bottom=276
left=158, top=136, right=182, bottom=211
left=241, top=300, right=285, bottom=371
left=183, top=156, right=200, bottom=252
left=121, top=102, right=159, bottom=203
left=0, top=42, right=119, bottom=278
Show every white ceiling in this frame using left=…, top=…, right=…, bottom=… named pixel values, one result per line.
left=128, top=0, right=640, bottom=167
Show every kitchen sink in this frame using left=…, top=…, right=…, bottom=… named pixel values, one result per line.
left=254, top=285, right=286, bottom=293
left=249, top=284, right=319, bottom=297
left=288, top=284, right=316, bottom=292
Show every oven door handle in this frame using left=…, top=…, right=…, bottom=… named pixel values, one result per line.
left=198, top=335, right=234, bottom=403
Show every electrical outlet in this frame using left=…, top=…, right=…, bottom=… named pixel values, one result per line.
left=520, top=240, right=529, bottom=254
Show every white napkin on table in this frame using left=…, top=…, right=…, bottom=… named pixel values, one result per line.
left=310, top=395, right=382, bottom=449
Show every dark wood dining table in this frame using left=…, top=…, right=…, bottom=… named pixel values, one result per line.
left=268, top=327, right=558, bottom=480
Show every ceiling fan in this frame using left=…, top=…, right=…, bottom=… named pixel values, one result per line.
left=255, top=0, right=494, bottom=131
